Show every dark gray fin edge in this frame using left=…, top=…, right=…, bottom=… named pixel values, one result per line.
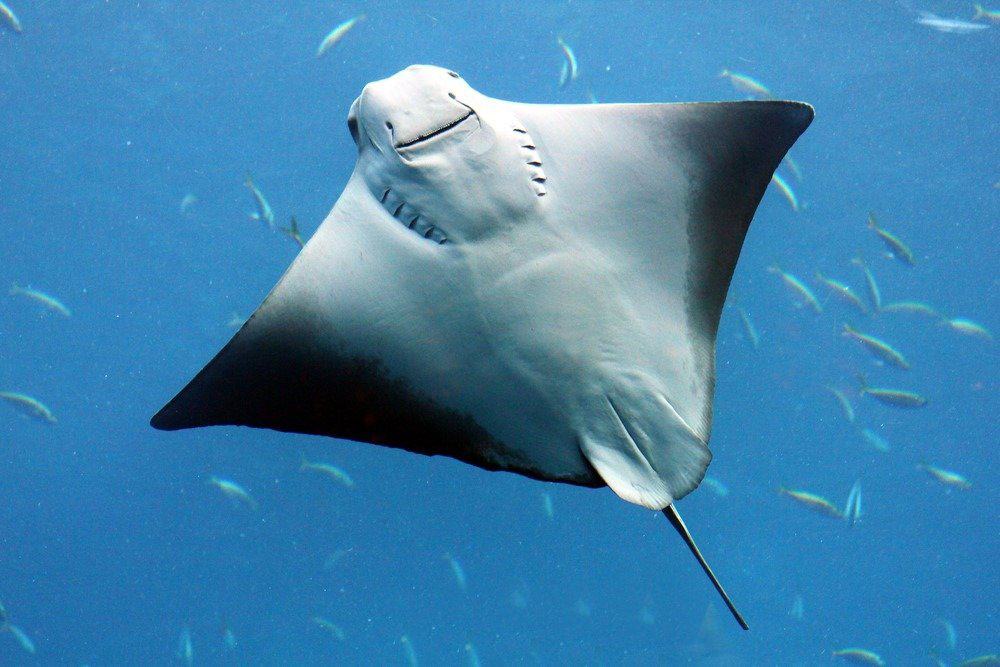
left=662, top=504, right=749, bottom=631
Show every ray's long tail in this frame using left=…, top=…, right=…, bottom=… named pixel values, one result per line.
left=663, top=504, right=749, bottom=631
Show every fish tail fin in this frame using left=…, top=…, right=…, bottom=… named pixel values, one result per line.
left=766, top=264, right=781, bottom=275
left=842, top=323, right=854, bottom=336
left=662, top=505, right=748, bottom=631
left=867, top=212, right=877, bottom=229
left=973, top=3, right=984, bottom=19
left=719, top=69, right=730, bottom=78
left=299, top=453, right=310, bottom=471
left=244, top=173, right=254, bottom=189
left=9, top=282, right=19, bottom=295
left=855, top=373, right=869, bottom=393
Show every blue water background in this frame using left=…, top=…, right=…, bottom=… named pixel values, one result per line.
left=1, top=1, right=996, bottom=663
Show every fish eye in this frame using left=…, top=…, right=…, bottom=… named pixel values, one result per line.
left=447, top=71, right=459, bottom=78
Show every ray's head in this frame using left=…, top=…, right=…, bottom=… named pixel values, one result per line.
left=348, top=64, right=478, bottom=157
left=346, top=64, right=542, bottom=243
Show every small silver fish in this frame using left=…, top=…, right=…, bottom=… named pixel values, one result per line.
left=945, top=318, right=993, bottom=341
left=465, top=642, right=482, bottom=667
left=789, top=594, right=804, bottom=620
left=444, top=552, right=467, bottom=591
left=400, top=634, right=419, bottom=666
left=827, top=386, right=856, bottom=423
left=843, top=479, right=862, bottom=526
left=300, top=456, right=355, bottom=488
left=881, top=300, right=940, bottom=319
left=208, top=476, right=258, bottom=509
left=180, top=193, right=197, bottom=215
left=316, top=15, right=364, bottom=57
left=770, top=172, right=799, bottom=211
left=281, top=216, right=305, bottom=248
left=815, top=272, right=869, bottom=315
left=937, top=617, right=957, bottom=651
left=783, top=154, right=803, bottom=181
left=177, top=627, right=193, bottom=666
left=0, top=391, right=56, bottom=423
left=312, top=616, right=346, bottom=641
left=860, top=428, right=890, bottom=453
left=719, top=69, right=772, bottom=99
left=736, top=306, right=760, bottom=348
left=702, top=476, right=730, bottom=498
left=768, top=265, right=822, bottom=313
left=556, top=37, right=578, bottom=86
left=917, top=12, right=989, bottom=33
left=857, top=375, right=927, bottom=408
left=867, top=213, right=915, bottom=266
left=541, top=492, right=555, bottom=519
left=0, top=1, right=22, bottom=33
left=832, top=647, right=885, bottom=665
left=4, top=624, right=36, bottom=654
left=10, top=284, right=72, bottom=317
left=919, top=463, right=971, bottom=490
left=244, top=174, right=275, bottom=228
left=842, top=324, right=910, bottom=370
left=851, top=257, right=882, bottom=312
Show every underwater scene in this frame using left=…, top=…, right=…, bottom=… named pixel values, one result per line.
left=1, top=1, right=997, bottom=664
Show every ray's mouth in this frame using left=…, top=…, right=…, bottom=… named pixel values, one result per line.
left=394, top=110, right=474, bottom=149
left=392, top=100, right=480, bottom=153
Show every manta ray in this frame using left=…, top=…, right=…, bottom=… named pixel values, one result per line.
left=151, top=64, right=813, bottom=630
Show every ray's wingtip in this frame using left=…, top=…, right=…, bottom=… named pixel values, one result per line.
left=149, top=402, right=183, bottom=431
left=149, top=409, right=171, bottom=431
left=774, top=100, right=815, bottom=128
left=795, top=101, right=815, bottom=123
left=744, top=99, right=814, bottom=126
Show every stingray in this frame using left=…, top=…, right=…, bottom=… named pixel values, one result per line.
left=151, top=65, right=812, bottom=629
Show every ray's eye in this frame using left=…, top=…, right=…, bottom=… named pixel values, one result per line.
left=347, top=115, right=360, bottom=145
left=448, top=92, right=456, bottom=99
left=385, top=121, right=393, bottom=130
left=447, top=71, right=459, bottom=78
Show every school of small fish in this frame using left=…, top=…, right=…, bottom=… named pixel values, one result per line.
left=741, top=127, right=991, bottom=666
left=709, top=35, right=992, bottom=662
